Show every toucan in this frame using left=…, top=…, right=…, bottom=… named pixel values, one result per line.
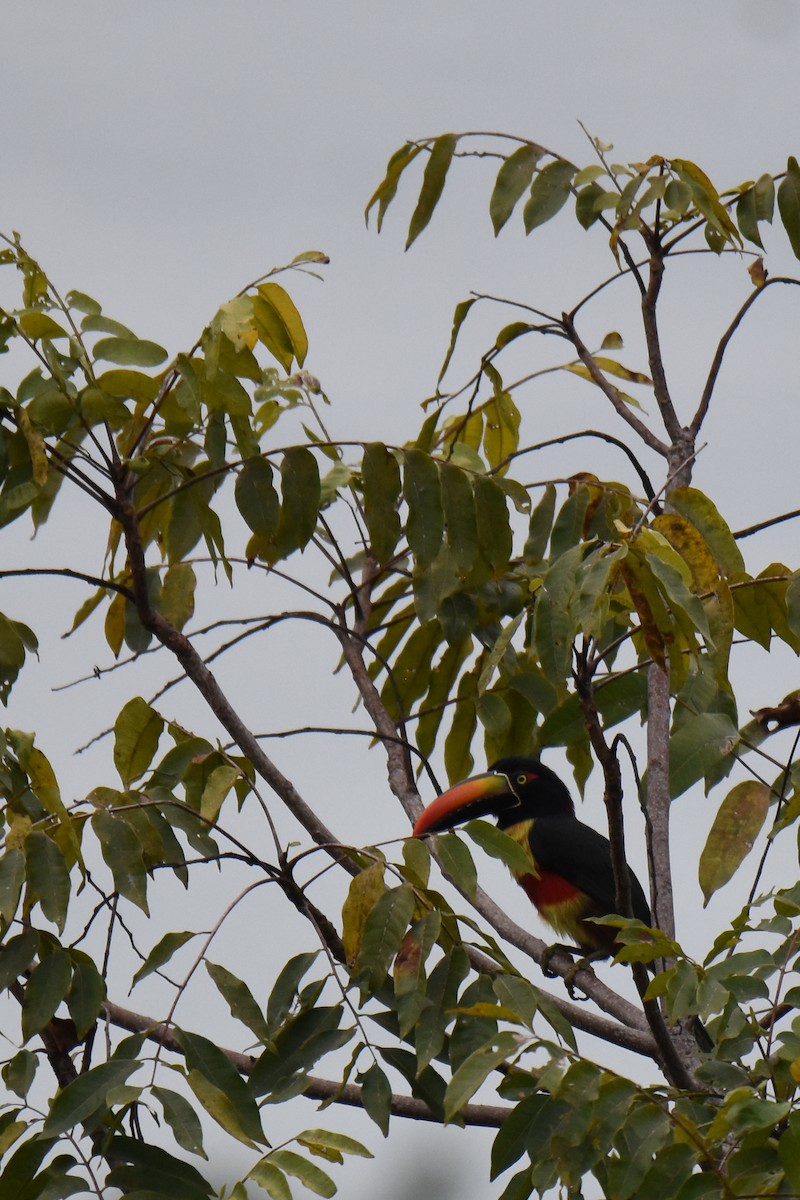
left=412, top=755, right=651, bottom=957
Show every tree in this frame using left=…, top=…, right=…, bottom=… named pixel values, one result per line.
left=1, top=130, right=800, bottom=1199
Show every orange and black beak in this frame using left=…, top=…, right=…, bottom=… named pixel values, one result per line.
left=413, top=770, right=520, bottom=837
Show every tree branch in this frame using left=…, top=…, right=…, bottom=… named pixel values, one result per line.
left=101, top=999, right=511, bottom=1127
left=560, top=314, right=669, bottom=456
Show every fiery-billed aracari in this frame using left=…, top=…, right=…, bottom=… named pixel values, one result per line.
left=413, top=755, right=651, bottom=956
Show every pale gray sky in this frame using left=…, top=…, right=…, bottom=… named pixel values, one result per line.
left=3, top=3, right=800, bottom=1195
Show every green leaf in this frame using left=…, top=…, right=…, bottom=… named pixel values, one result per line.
left=407, top=133, right=458, bottom=249
left=362, top=443, right=402, bottom=565
left=434, top=830, right=478, bottom=900
left=42, top=1059, right=138, bottom=1136
left=91, top=809, right=149, bottom=914
left=132, top=930, right=198, bottom=987
left=23, top=832, right=70, bottom=932
left=257, top=282, right=308, bottom=368
left=404, top=449, right=444, bottom=568
left=297, top=1128, right=373, bottom=1160
left=668, top=712, right=740, bottom=798
left=235, top=458, right=281, bottom=538
left=250, top=1006, right=349, bottom=1100
left=113, top=696, right=164, bottom=787
left=105, top=1134, right=214, bottom=1199
left=699, top=781, right=771, bottom=904
left=342, top=862, right=386, bottom=967
left=24, top=952, right=73, bottom=1040
left=444, top=1031, right=520, bottom=1121
left=66, top=958, right=106, bottom=1039
left=667, top=488, right=745, bottom=577
left=92, top=336, right=168, bottom=367
left=491, top=1094, right=549, bottom=1179
left=0, top=848, right=25, bottom=924
left=95, top=368, right=159, bottom=404
left=464, top=820, right=535, bottom=875
left=490, top=144, right=542, bottom=235
left=365, top=141, right=424, bottom=231
left=474, top=475, right=512, bottom=571
left=178, top=1029, right=265, bottom=1145
left=360, top=1063, right=392, bottom=1136
left=2, top=1049, right=37, bottom=1099
left=206, top=961, right=271, bottom=1042
left=357, top=884, right=415, bottom=992
left=151, top=1086, right=206, bottom=1160
left=16, top=312, right=68, bottom=341
left=524, top=484, right=556, bottom=562
left=523, top=159, right=576, bottom=234
left=268, top=1150, right=336, bottom=1198
left=250, top=1160, right=293, bottom=1200
left=778, top=156, right=800, bottom=259
left=438, top=297, right=477, bottom=383
left=275, top=446, right=321, bottom=556
left=266, top=950, right=320, bottom=1030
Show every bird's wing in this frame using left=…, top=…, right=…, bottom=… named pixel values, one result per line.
left=529, top=817, right=651, bottom=925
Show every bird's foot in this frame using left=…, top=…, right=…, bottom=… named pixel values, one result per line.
left=563, top=950, right=605, bottom=999
left=540, top=942, right=581, bottom=979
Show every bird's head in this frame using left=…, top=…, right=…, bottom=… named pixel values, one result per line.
left=413, top=756, right=575, bottom=837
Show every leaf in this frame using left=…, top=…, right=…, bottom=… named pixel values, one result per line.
left=2, top=1049, right=37, bottom=1099
left=268, top=1150, right=336, bottom=1198
left=205, top=961, right=271, bottom=1043
left=671, top=158, right=741, bottom=245
left=699, top=781, right=771, bottom=904
left=152, top=1087, right=207, bottom=1158
left=407, top=133, right=458, bottom=248
left=667, top=488, right=745, bottom=577
left=437, top=297, right=477, bottom=383
left=297, top=1128, right=373, bottom=1160
left=434, top=830, right=478, bottom=900
left=250, top=1161, right=292, bottom=1200
left=91, top=809, right=149, bottom=914
left=66, top=958, right=106, bottom=1039
left=257, top=282, right=308, bottom=367
left=365, top=141, right=424, bottom=231
left=668, top=712, right=740, bottom=799
left=342, top=862, right=386, bottom=966
left=440, top=462, right=478, bottom=577
left=464, top=820, right=535, bottom=875
left=266, top=951, right=320, bottom=1031
left=361, top=444, right=402, bottom=565
left=235, top=458, right=280, bottom=537
left=275, top=446, right=321, bottom=557
left=0, top=848, right=24, bottom=924
left=523, top=159, right=576, bottom=234
left=404, top=449, right=444, bottom=568
left=491, top=1094, right=550, bottom=1179
left=490, top=144, right=542, bottom=234
left=105, top=1134, right=214, bottom=1199
left=474, top=475, right=512, bottom=571
left=360, top=1063, right=392, bottom=1136
left=22, top=951, right=72, bottom=1040
left=357, top=884, right=415, bottom=992
left=113, top=696, right=164, bottom=787
left=23, top=832, right=70, bottom=932
left=42, top=1059, right=138, bottom=1136
left=778, top=156, right=800, bottom=259
left=92, top=336, right=168, bottom=367
left=95, top=368, right=159, bottom=403
left=178, top=1029, right=265, bottom=1145
left=131, top=930, right=198, bottom=987
left=16, top=312, right=68, bottom=341
left=444, top=1031, right=520, bottom=1121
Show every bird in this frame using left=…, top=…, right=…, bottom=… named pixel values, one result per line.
left=412, top=755, right=652, bottom=958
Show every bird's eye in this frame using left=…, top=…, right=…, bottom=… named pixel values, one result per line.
left=516, top=773, right=529, bottom=785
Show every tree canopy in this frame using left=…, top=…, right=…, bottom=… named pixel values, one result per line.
left=2, top=131, right=800, bottom=1199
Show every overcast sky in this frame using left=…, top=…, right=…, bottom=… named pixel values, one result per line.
left=3, top=3, right=800, bottom=1196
